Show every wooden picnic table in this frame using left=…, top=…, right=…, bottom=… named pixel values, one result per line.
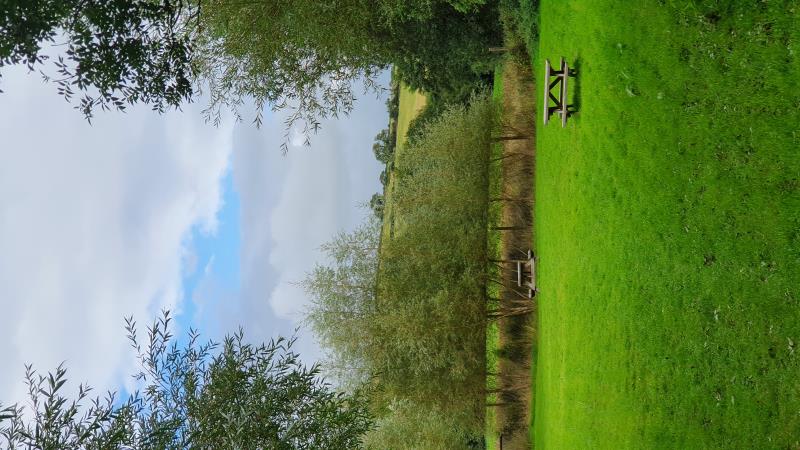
left=514, top=250, right=537, bottom=298
left=543, top=57, right=574, bottom=127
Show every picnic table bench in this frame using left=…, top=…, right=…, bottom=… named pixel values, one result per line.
left=543, top=57, right=575, bottom=127
left=514, top=250, right=537, bottom=299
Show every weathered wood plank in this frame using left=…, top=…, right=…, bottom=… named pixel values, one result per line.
left=561, top=63, right=569, bottom=128
left=543, top=59, right=552, bottom=125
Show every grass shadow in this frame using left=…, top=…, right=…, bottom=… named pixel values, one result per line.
left=571, top=56, right=582, bottom=116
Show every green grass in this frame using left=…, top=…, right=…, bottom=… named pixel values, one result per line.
left=396, top=84, right=427, bottom=150
left=532, top=1, right=800, bottom=448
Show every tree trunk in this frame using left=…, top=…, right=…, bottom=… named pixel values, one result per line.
left=487, top=306, right=536, bottom=319
left=491, top=134, right=530, bottom=143
left=489, top=197, right=531, bottom=203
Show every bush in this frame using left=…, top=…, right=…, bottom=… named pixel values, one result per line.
left=362, top=399, right=484, bottom=450
left=405, top=97, right=448, bottom=147
left=376, top=94, right=497, bottom=432
left=305, top=95, right=497, bottom=440
left=499, top=0, right=540, bottom=55
left=405, top=86, right=492, bottom=147
left=370, top=193, right=385, bottom=219
left=385, top=1, right=503, bottom=99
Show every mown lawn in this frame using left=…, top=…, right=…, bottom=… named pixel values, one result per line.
left=395, top=84, right=427, bottom=149
left=379, top=83, right=427, bottom=243
left=533, top=1, right=800, bottom=448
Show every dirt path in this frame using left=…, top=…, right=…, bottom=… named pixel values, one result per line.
left=494, top=57, right=537, bottom=449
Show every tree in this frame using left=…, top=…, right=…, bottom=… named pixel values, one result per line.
left=303, top=218, right=380, bottom=387
left=0, top=0, right=197, bottom=120
left=369, top=194, right=385, bottom=219
left=362, top=399, right=484, bottom=450
left=195, top=0, right=500, bottom=148
left=375, top=0, right=488, bottom=22
left=195, top=0, right=389, bottom=149
left=381, top=1, right=502, bottom=99
left=372, top=128, right=394, bottom=164
left=0, top=312, right=372, bottom=448
left=385, top=89, right=399, bottom=119
left=2, top=1, right=500, bottom=148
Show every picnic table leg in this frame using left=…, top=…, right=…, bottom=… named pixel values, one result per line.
left=525, top=250, right=537, bottom=298
left=543, top=59, right=552, bottom=125
left=561, top=65, right=569, bottom=128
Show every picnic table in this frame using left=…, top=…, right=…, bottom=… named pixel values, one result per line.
left=514, top=250, right=537, bottom=299
left=543, top=57, right=575, bottom=127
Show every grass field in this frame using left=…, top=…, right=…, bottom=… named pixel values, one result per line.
left=379, top=83, right=427, bottom=243
left=395, top=84, right=428, bottom=150
left=533, top=1, right=800, bottom=448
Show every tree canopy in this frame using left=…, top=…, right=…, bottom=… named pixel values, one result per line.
left=372, top=128, right=394, bottom=164
left=303, top=218, right=380, bottom=388
left=0, top=0, right=197, bottom=120
left=0, top=312, right=372, bottom=448
left=1, top=0, right=500, bottom=144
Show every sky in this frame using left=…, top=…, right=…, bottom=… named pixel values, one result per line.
left=0, top=64, right=388, bottom=406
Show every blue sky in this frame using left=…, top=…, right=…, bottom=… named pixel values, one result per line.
left=177, top=172, right=241, bottom=336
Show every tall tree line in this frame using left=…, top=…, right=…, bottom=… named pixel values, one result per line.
left=304, top=96, right=497, bottom=446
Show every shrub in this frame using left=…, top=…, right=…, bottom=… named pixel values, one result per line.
left=305, top=95, right=497, bottom=439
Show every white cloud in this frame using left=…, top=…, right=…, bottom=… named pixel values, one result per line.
left=0, top=64, right=389, bottom=408
left=0, top=66, right=233, bottom=405
left=223, top=75, right=390, bottom=364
